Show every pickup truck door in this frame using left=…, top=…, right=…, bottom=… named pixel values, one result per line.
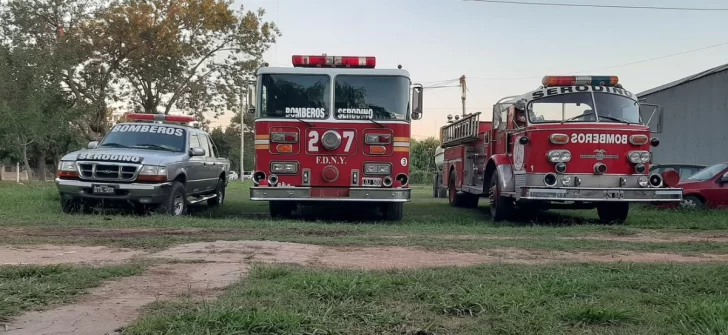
left=197, top=133, right=221, bottom=192
left=187, top=133, right=206, bottom=194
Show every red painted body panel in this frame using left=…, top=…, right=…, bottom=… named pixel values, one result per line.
left=517, top=123, right=651, bottom=175
left=255, top=120, right=410, bottom=188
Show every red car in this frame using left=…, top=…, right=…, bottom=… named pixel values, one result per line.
left=677, top=162, right=728, bottom=208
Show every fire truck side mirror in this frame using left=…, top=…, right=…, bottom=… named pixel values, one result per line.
left=246, top=83, right=256, bottom=114
left=411, top=84, right=423, bottom=120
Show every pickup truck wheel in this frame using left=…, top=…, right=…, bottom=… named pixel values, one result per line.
left=207, top=178, right=225, bottom=207
left=488, top=170, right=513, bottom=221
left=158, top=182, right=187, bottom=216
left=597, top=202, right=629, bottom=224
left=382, top=203, right=404, bottom=221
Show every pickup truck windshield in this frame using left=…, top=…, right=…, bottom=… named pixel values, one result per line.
left=259, top=74, right=330, bottom=119
left=100, top=124, right=187, bottom=152
left=334, top=75, right=410, bottom=121
left=528, top=92, right=640, bottom=124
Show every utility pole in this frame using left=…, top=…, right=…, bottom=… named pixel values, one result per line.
left=240, top=90, right=245, bottom=179
left=459, top=75, right=466, bottom=117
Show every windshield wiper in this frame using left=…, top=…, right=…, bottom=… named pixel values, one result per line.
left=295, top=118, right=313, bottom=127
left=99, top=143, right=130, bottom=148
left=133, top=144, right=176, bottom=152
left=597, top=115, right=632, bottom=124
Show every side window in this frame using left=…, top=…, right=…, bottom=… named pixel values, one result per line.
left=189, top=134, right=202, bottom=150
left=207, top=135, right=219, bottom=158
left=198, top=134, right=212, bottom=157
left=500, top=106, right=508, bottom=130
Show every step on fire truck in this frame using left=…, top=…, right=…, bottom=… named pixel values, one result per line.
left=246, top=54, right=423, bottom=221
left=437, top=75, right=683, bottom=223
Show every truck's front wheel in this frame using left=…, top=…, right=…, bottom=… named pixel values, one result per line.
left=488, top=170, right=513, bottom=221
left=382, top=203, right=404, bottom=221
left=597, top=202, right=629, bottom=224
left=158, top=181, right=187, bottom=216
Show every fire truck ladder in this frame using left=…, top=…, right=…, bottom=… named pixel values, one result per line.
left=440, top=112, right=481, bottom=148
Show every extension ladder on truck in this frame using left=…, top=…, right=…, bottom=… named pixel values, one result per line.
left=440, top=112, right=481, bottom=148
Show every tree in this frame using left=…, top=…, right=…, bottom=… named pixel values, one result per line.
left=94, top=0, right=280, bottom=123
left=410, top=137, right=441, bottom=173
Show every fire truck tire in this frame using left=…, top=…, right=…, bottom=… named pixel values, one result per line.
left=382, top=203, right=404, bottom=221
left=433, top=174, right=440, bottom=197
left=596, top=202, right=629, bottom=224
left=270, top=201, right=295, bottom=219
left=488, top=170, right=513, bottom=221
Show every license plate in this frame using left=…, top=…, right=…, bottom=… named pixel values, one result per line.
left=362, top=177, right=382, bottom=186
left=92, top=185, right=116, bottom=194
left=603, top=190, right=624, bottom=199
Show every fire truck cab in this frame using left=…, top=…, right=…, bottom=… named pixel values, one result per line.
left=439, top=75, right=683, bottom=223
left=247, top=55, right=423, bottom=221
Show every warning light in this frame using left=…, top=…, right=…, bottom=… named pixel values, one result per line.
left=292, top=55, right=376, bottom=68
left=125, top=113, right=196, bottom=124
left=542, top=76, right=619, bottom=87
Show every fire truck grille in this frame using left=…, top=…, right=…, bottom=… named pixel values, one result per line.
left=78, top=162, right=139, bottom=181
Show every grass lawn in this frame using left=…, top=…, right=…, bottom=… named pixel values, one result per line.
left=122, top=262, right=728, bottom=335
left=0, top=263, right=144, bottom=321
left=1, top=181, right=728, bottom=254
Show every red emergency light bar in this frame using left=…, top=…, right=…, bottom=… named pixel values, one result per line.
left=292, top=55, right=376, bottom=68
left=542, top=76, right=619, bottom=87
left=125, top=113, right=196, bottom=123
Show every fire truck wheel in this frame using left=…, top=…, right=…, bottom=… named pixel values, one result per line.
left=488, top=170, right=513, bottom=221
left=270, top=201, right=295, bottom=219
left=596, top=202, right=629, bottom=224
left=448, top=170, right=477, bottom=208
left=382, top=203, right=404, bottom=221
left=433, top=174, right=440, bottom=198
left=207, top=178, right=225, bottom=207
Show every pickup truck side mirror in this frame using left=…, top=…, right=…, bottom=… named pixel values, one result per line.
left=190, top=147, right=205, bottom=157
left=87, top=141, right=98, bottom=149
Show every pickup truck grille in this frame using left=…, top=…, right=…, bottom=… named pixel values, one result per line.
left=77, top=162, right=140, bottom=181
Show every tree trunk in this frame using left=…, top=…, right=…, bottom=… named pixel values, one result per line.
left=36, top=153, right=47, bottom=181
left=21, top=144, right=33, bottom=181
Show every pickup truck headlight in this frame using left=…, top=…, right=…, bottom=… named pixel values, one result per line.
left=58, top=161, right=77, bottom=172
left=139, top=165, right=167, bottom=176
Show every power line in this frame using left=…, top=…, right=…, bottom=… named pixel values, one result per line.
left=463, top=0, right=728, bottom=11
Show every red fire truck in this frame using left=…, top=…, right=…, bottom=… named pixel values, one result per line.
left=437, top=75, right=683, bottom=223
left=246, top=55, right=423, bottom=220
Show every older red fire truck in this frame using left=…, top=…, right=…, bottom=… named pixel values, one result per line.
left=438, top=75, right=683, bottom=223
left=246, top=55, right=423, bottom=220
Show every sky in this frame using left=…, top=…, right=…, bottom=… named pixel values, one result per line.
left=211, top=0, right=728, bottom=140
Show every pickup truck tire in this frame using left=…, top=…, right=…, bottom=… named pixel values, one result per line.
left=597, top=202, right=629, bottom=224
left=207, top=178, right=225, bottom=207
left=382, top=203, right=404, bottom=221
left=158, top=181, right=187, bottom=216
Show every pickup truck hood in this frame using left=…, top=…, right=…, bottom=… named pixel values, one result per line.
left=62, top=148, right=186, bottom=166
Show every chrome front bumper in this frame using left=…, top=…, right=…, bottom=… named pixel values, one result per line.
left=250, top=186, right=411, bottom=202
left=519, top=187, right=683, bottom=202
left=55, top=178, right=172, bottom=203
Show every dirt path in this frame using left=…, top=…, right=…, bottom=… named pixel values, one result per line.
left=3, top=240, right=728, bottom=334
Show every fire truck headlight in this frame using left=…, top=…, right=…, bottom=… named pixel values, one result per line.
left=548, top=151, right=561, bottom=163
left=139, top=165, right=167, bottom=176
left=547, top=150, right=571, bottom=163
left=628, top=151, right=641, bottom=163
left=640, top=152, right=651, bottom=163
left=270, top=162, right=299, bottom=174
left=364, top=163, right=391, bottom=175
left=59, top=161, right=77, bottom=172
left=638, top=176, right=649, bottom=187
left=561, top=151, right=571, bottom=162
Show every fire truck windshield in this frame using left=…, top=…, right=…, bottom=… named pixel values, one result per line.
left=99, top=125, right=187, bottom=152
left=259, top=74, right=331, bottom=119
left=335, top=75, right=410, bottom=121
left=528, top=92, right=640, bottom=124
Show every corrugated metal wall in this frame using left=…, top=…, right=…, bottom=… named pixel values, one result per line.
left=638, top=70, right=728, bottom=165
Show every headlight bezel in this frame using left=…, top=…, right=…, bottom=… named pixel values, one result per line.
left=139, top=165, right=168, bottom=176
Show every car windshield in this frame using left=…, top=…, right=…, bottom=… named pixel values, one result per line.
left=686, top=163, right=728, bottom=181
left=528, top=92, right=640, bottom=124
left=259, top=74, right=330, bottom=119
left=334, top=75, right=410, bottom=121
left=99, top=124, right=186, bottom=152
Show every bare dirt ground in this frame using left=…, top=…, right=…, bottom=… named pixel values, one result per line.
left=3, top=235, right=728, bottom=334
